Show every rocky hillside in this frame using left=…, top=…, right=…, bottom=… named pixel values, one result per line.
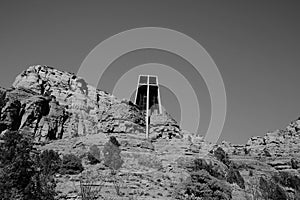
left=40, top=118, right=300, bottom=200
left=218, top=119, right=300, bottom=200
left=0, top=65, right=181, bottom=142
left=1, top=65, right=300, bottom=200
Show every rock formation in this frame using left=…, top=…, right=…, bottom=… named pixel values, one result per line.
left=217, top=119, right=300, bottom=199
left=0, top=65, right=181, bottom=142
left=2, top=65, right=300, bottom=200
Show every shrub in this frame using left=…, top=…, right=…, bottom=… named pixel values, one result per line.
left=214, top=147, right=231, bottom=166
left=193, top=158, right=226, bottom=180
left=245, top=175, right=291, bottom=200
left=275, top=171, right=300, bottom=192
left=244, top=178, right=263, bottom=200
left=87, top=152, right=100, bottom=165
left=38, top=149, right=61, bottom=175
left=87, top=145, right=101, bottom=164
left=226, top=166, right=245, bottom=189
left=103, top=136, right=123, bottom=172
left=0, top=130, right=56, bottom=200
left=60, top=154, right=84, bottom=175
left=291, top=158, right=300, bottom=169
left=259, top=176, right=287, bottom=200
left=174, top=170, right=232, bottom=200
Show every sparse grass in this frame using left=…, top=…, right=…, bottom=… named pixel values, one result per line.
left=136, top=154, right=163, bottom=170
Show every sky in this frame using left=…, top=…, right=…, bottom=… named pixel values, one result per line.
left=0, top=0, right=300, bottom=144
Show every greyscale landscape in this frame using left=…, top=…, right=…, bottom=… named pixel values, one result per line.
left=1, top=65, right=300, bottom=199
left=1, top=1, right=300, bottom=200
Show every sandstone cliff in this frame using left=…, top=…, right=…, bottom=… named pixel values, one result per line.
left=0, top=65, right=181, bottom=142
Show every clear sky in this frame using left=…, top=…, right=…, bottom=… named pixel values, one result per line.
left=1, top=0, right=300, bottom=144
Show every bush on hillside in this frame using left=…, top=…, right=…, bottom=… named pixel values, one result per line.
left=0, top=130, right=56, bottom=200
left=174, top=170, right=232, bottom=200
left=214, top=147, right=231, bottom=166
left=193, top=158, right=227, bottom=180
left=60, top=154, right=84, bottom=175
left=274, top=171, right=300, bottom=193
left=38, top=149, right=61, bottom=175
left=291, top=158, right=300, bottom=169
left=87, top=145, right=101, bottom=164
left=259, top=176, right=288, bottom=200
left=226, top=166, right=245, bottom=189
left=103, top=136, right=123, bottom=172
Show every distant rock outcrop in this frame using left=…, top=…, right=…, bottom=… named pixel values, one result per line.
left=220, top=120, right=300, bottom=159
left=216, top=118, right=300, bottom=200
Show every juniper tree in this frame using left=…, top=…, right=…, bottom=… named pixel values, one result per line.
left=102, top=136, right=124, bottom=174
left=0, top=130, right=56, bottom=200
